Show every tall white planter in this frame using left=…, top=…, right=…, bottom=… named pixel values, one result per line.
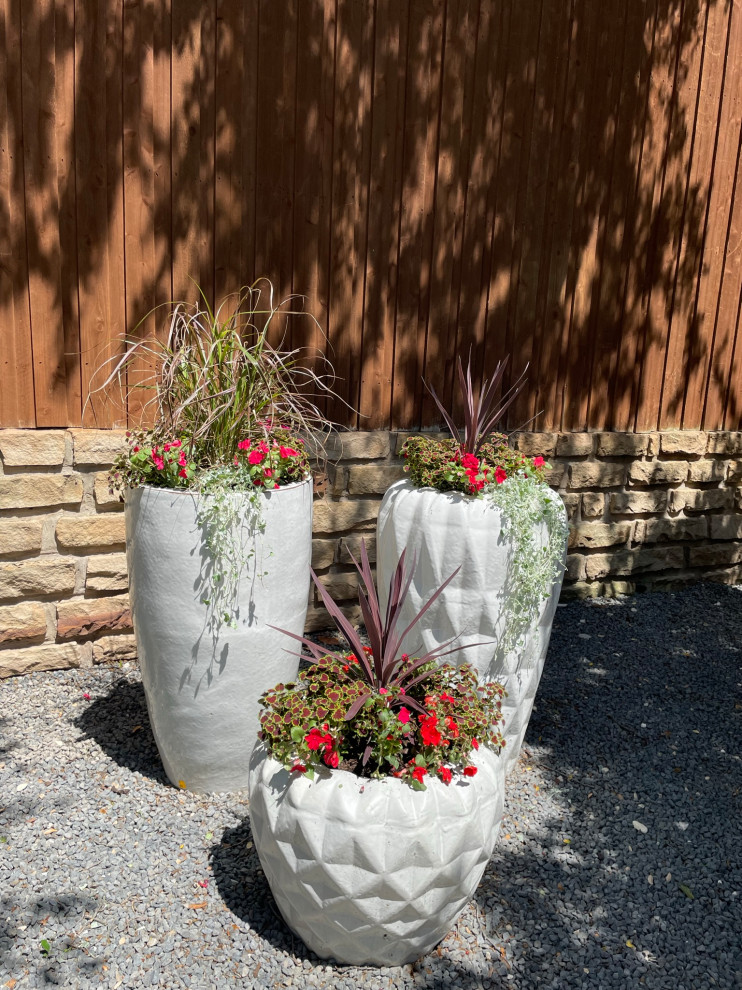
left=125, top=479, right=312, bottom=794
left=248, top=742, right=504, bottom=966
left=376, top=480, right=566, bottom=773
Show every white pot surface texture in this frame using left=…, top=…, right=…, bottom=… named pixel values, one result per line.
left=248, top=743, right=504, bottom=966
left=376, top=481, right=566, bottom=772
left=125, top=479, right=312, bottom=794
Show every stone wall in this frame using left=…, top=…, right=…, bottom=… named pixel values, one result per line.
left=1, top=427, right=741, bottom=677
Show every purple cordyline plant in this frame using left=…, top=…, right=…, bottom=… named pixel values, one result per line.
left=272, top=539, right=486, bottom=722
left=424, top=352, right=528, bottom=457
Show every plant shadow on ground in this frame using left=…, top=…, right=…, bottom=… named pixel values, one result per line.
left=72, top=678, right=169, bottom=788
left=472, top=582, right=742, bottom=990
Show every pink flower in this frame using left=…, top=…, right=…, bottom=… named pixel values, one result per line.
left=237, top=439, right=251, bottom=451
left=463, top=766, right=478, bottom=777
left=248, top=450, right=264, bottom=465
left=264, top=469, right=273, bottom=478
left=171, top=439, right=182, bottom=448
left=397, top=707, right=411, bottom=724
left=379, top=687, right=389, bottom=695
left=197, top=879, right=208, bottom=889
left=154, top=457, right=165, bottom=471
left=279, top=445, right=299, bottom=458
left=164, top=443, right=171, bottom=452
left=439, top=766, right=452, bottom=784
left=83, top=692, right=91, bottom=701
left=412, top=766, right=427, bottom=783
left=495, top=467, right=507, bottom=484
left=533, top=456, right=545, bottom=467
left=178, top=453, right=187, bottom=467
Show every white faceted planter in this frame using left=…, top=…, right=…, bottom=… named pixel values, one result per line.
left=376, top=480, right=566, bottom=773
left=248, top=742, right=504, bottom=966
left=125, top=479, right=312, bottom=794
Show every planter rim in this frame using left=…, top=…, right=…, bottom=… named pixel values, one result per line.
left=385, top=477, right=561, bottom=506
left=125, top=475, right=312, bottom=499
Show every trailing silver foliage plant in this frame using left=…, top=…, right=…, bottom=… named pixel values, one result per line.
left=483, top=470, right=567, bottom=661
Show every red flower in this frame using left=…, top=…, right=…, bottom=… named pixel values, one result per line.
left=248, top=450, right=265, bottom=465
left=379, top=687, right=388, bottom=695
left=495, top=467, right=507, bottom=484
left=178, top=453, right=187, bottom=467
left=264, top=469, right=273, bottom=478
left=397, top=707, right=411, bottom=724
left=412, top=766, right=427, bottom=783
left=440, top=692, right=455, bottom=703
left=305, top=728, right=332, bottom=751
left=132, top=446, right=140, bottom=453
left=291, top=762, right=307, bottom=773
left=153, top=456, right=165, bottom=471
left=420, top=715, right=442, bottom=746
left=445, top=716, right=460, bottom=738
left=463, top=765, right=478, bottom=777
left=323, top=749, right=339, bottom=769
left=461, top=453, right=479, bottom=470
left=171, top=439, right=182, bottom=448
left=439, top=766, right=452, bottom=784
left=178, top=468, right=188, bottom=479
left=279, top=445, right=299, bottom=458
left=533, top=456, right=545, bottom=467
left=471, top=738, right=479, bottom=750
left=82, top=692, right=91, bottom=701
left=237, top=439, right=251, bottom=451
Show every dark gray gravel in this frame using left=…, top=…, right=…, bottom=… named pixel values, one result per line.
left=1, top=582, right=740, bottom=989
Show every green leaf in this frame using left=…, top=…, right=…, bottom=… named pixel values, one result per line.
left=305, top=767, right=315, bottom=780
left=40, top=939, right=51, bottom=957
left=290, top=725, right=304, bottom=743
left=205, top=831, right=213, bottom=841
left=678, top=883, right=694, bottom=900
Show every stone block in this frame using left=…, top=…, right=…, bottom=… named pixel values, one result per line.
left=0, top=558, right=77, bottom=601
left=659, top=430, right=706, bottom=456
left=581, top=492, right=604, bottom=519
left=0, top=519, right=43, bottom=556
left=668, top=488, right=733, bottom=513
left=569, top=462, right=626, bottom=489
left=628, top=461, right=688, bottom=485
left=559, top=581, right=604, bottom=600
left=337, top=534, right=377, bottom=565
left=710, top=515, right=742, bottom=540
left=305, top=603, right=362, bottom=633
left=727, top=461, right=742, bottom=483
left=70, top=429, right=127, bottom=466
left=311, top=539, right=336, bottom=571
left=0, top=643, right=82, bottom=679
left=0, top=602, right=48, bottom=644
left=688, top=543, right=742, bottom=568
left=568, top=522, right=631, bottom=550
left=312, top=499, right=380, bottom=535
left=584, top=546, right=684, bottom=581
left=86, top=553, right=129, bottom=592
left=559, top=493, right=580, bottom=520
left=0, top=474, right=83, bottom=510
left=596, top=432, right=650, bottom=457
left=555, top=433, right=594, bottom=457
left=0, top=429, right=66, bottom=467
left=565, top=555, right=586, bottom=581
left=687, top=460, right=727, bottom=483
left=347, top=463, right=406, bottom=496
left=94, top=472, right=124, bottom=508
left=56, top=594, right=132, bottom=640
left=324, top=465, right=348, bottom=496
left=317, top=571, right=361, bottom=603
left=56, top=515, right=127, bottom=552
left=510, top=432, right=557, bottom=457
left=706, top=432, right=742, bottom=456
left=642, top=517, right=708, bottom=542
left=545, top=463, right=568, bottom=487
left=92, top=634, right=138, bottom=664
left=609, top=491, right=668, bottom=515
left=326, top=432, right=391, bottom=461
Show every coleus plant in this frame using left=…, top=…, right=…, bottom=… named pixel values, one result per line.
left=259, top=540, right=505, bottom=789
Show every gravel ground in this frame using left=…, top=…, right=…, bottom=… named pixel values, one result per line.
left=1, top=582, right=741, bottom=990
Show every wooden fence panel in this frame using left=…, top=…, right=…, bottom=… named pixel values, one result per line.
left=1, top=0, right=742, bottom=433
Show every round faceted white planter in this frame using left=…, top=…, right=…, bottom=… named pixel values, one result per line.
left=248, top=742, right=504, bottom=966
left=376, top=480, right=566, bottom=773
left=125, top=478, right=312, bottom=794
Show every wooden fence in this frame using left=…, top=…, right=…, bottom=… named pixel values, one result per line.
left=2, top=0, right=742, bottom=433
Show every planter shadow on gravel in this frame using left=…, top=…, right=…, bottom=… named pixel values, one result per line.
left=472, top=582, right=742, bottom=990
left=72, top=677, right=170, bottom=787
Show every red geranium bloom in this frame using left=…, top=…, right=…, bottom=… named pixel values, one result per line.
left=445, top=716, right=460, bottom=738
left=248, top=450, right=264, bottom=465
left=237, top=439, right=251, bottom=451
left=397, top=707, right=411, bottom=724
left=439, top=766, right=452, bottom=784
left=412, top=766, right=427, bottom=783
left=305, top=728, right=332, bottom=751
left=323, top=749, right=339, bottom=769
left=461, top=453, right=479, bottom=470
left=440, top=692, right=455, bottom=703
left=533, top=456, right=545, bottom=467
left=291, top=762, right=307, bottom=773
left=471, top=738, right=479, bottom=750
left=178, top=468, right=188, bottom=479
left=279, top=445, right=299, bottom=458
left=420, top=715, right=442, bottom=746
left=495, top=467, right=507, bottom=484
left=463, top=765, right=478, bottom=777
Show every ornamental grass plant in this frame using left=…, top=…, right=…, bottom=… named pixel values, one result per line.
left=259, top=540, right=505, bottom=790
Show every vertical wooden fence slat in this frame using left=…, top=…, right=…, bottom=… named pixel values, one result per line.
left=706, top=0, right=742, bottom=430
left=75, top=0, right=126, bottom=428
left=21, top=0, right=69, bottom=425
left=661, top=1, right=729, bottom=428
left=0, top=0, right=35, bottom=427
left=391, top=0, right=445, bottom=431
left=683, top=2, right=738, bottom=428
left=327, top=0, right=374, bottom=427
left=123, top=0, right=158, bottom=427
left=359, top=0, right=408, bottom=430
left=197, top=0, right=216, bottom=307
left=153, top=0, right=172, bottom=317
